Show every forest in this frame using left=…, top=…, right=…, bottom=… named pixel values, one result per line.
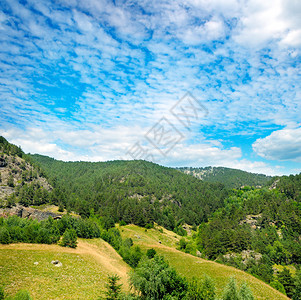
left=1, top=137, right=301, bottom=299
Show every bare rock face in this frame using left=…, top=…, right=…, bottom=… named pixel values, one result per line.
left=0, top=205, right=62, bottom=221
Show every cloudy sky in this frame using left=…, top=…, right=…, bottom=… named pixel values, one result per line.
left=0, top=0, right=300, bottom=175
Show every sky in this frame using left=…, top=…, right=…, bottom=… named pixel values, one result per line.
left=0, top=0, right=300, bottom=176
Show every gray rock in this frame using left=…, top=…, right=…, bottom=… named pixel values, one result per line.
left=51, top=260, right=62, bottom=267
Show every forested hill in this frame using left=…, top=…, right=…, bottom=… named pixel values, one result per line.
left=0, top=137, right=52, bottom=207
left=177, top=166, right=272, bottom=189
left=29, top=154, right=228, bottom=230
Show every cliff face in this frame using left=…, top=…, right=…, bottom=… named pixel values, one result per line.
left=0, top=204, right=62, bottom=222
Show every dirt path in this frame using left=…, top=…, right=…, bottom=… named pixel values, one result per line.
left=0, top=239, right=130, bottom=286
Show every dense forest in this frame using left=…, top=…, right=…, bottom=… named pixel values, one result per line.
left=28, top=154, right=228, bottom=231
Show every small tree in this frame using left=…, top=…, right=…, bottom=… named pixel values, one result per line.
left=146, top=248, right=156, bottom=259
left=278, top=267, right=295, bottom=298
left=238, top=282, right=254, bottom=300
left=101, top=274, right=122, bottom=300
left=60, top=228, right=77, bottom=248
left=0, top=227, right=11, bottom=244
left=293, top=270, right=301, bottom=300
left=222, top=278, right=240, bottom=300
left=7, top=174, right=14, bottom=187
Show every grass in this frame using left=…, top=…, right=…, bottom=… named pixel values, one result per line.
left=0, top=239, right=130, bottom=299
left=0, top=224, right=290, bottom=299
left=119, top=224, right=289, bottom=300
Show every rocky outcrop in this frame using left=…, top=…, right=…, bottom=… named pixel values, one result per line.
left=0, top=205, right=62, bottom=221
left=239, top=214, right=262, bottom=229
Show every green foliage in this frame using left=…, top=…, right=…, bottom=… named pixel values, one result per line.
left=270, top=280, right=286, bottom=295
left=7, top=174, right=14, bottom=187
left=277, top=267, right=296, bottom=298
left=0, top=286, right=4, bottom=300
left=0, top=136, right=23, bottom=157
left=185, top=276, right=215, bottom=300
left=222, top=278, right=254, bottom=300
left=29, top=155, right=228, bottom=227
left=6, top=290, right=32, bottom=300
left=60, top=228, right=78, bottom=248
left=0, top=215, right=101, bottom=246
left=101, top=275, right=123, bottom=300
left=130, top=255, right=188, bottom=300
left=0, top=227, right=11, bottom=244
left=293, top=270, right=301, bottom=300
left=146, top=248, right=156, bottom=259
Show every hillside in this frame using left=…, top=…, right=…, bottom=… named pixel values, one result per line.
left=119, top=224, right=289, bottom=300
left=29, top=154, right=228, bottom=229
left=0, top=137, right=52, bottom=207
left=0, top=239, right=130, bottom=299
left=177, top=166, right=272, bottom=189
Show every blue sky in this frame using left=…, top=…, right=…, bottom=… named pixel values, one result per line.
left=0, top=0, right=300, bottom=175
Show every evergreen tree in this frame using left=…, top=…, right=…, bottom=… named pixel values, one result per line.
left=238, top=282, right=254, bottom=300
left=101, top=274, right=122, bottom=300
left=293, top=270, right=301, bottom=300
left=278, top=267, right=295, bottom=298
left=222, top=278, right=239, bottom=300
left=60, top=228, right=77, bottom=248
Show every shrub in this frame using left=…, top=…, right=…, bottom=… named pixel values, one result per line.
left=60, top=228, right=77, bottom=248
left=0, top=227, right=11, bottom=244
left=146, top=248, right=156, bottom=259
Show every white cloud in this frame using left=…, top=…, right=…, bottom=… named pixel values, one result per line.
left=233, top=0, right=301, bottom=48
left=253, top=127, right=301, bottom=162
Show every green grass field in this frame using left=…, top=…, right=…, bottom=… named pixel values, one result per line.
left=0, top=239, right=130, bottom=299
left=119, top=224, right=289, bottom=300
left=0, top=225, right=290, bottom=299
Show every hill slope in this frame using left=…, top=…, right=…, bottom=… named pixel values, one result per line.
left=0, top=239, right=130, bottom=299
left=119, top=224, right=289, bottom=300
left=177, top=166, right=272, bottom=188
left=29, top=154, right=228, bottom=228
left=0, top=137, right=52, bottom=207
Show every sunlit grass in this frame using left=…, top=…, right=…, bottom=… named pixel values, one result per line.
left=0, top=239, right=130, bottom=299
left=120, top=224, right=289, bottom=300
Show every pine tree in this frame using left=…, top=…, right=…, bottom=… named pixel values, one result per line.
left=101, top=274, right=122, bottom=300
left=293, top=270, right=301, bottom=300
left=60, top=228, right=77, bottom=248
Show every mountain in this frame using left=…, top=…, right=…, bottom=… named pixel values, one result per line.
left=29, top=154, right=228, bottom=229
left=177, top=166, right=272, bottom=189
left=0, top=137, right=52, bottom=207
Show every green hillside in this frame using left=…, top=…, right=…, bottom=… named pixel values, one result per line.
left=29, top=154, right=228, bottom=228
left=0, top=239, right=130, bottom=299
left=177, top=166, right=272, bottom=189
left=119, top=224, right=289, bottom=300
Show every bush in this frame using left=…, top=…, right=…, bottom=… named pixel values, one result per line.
left=130, top=255, right=187, bottom=299
left=0, top=227, right=11, bottom=244
left=270, top=280, right=286, bottom=295
left=146, top=248, right=156, bottom=259
left=7, top=290, right=32, bottom=300
left=60, top=228, right=77, bottom=248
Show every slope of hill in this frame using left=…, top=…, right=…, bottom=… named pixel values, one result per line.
left=0, top=238, right=130, bottom=299
left=29, top=154, right=228, bottom=228
left=119, top=224, right=289, bottom=300
left=177, top=166, right=272, bottom=189
left=0, top=137, right=52, bottom=207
